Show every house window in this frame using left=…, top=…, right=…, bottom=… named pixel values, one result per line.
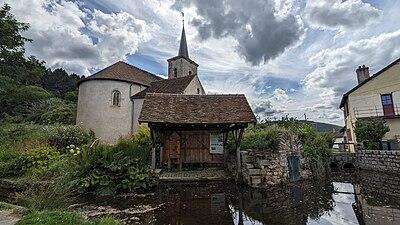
left=174, top=68, right=178, bottom=78
left=112, top=90, right=121, bottom=106
left=381, top=94, right=395, bottom=116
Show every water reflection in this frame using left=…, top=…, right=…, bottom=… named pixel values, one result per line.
left=76, top=171, right=400, bottom=225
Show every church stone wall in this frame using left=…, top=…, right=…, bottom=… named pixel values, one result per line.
left=77, top=80, right=146, bottom=143
left=168, top=58, right=198, bottom=79
left=183, top=76, right=205, bottom=95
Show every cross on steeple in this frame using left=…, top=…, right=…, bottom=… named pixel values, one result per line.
left=178, top=12, right=189, bottom=58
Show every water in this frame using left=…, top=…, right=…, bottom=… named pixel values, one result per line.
left=75, top=171, right=400, bottom=225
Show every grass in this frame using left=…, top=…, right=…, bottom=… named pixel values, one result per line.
left=16, top=211, right=120, bottom=225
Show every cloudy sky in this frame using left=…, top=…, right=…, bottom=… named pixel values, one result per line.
left=3, top=0, right=400, bottom=125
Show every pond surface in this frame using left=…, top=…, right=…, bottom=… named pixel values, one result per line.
left=76, top=171, right=400, bottom=225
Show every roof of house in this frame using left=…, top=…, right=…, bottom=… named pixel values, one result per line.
left=339, top=57, right=400, bottom=108
left=131, top=75, right=196, bottom=99
left=77, top=61, right=162, bottom=86
left=139, top=93, right=257, bottom=124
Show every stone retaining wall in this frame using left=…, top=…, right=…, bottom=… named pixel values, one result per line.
left=240, top=131, right=311, bottom=187
left=356, top=149, right=400, bottom=173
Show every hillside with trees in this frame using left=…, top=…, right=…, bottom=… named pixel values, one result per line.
left=0, top=4, right=84, bottom=125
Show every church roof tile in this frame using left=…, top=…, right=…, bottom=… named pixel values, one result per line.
left=139, top=93, right=256, bottom=124
left=131, top=75, right=196, bottom=99
left=77, top=61, right=162, bottom=86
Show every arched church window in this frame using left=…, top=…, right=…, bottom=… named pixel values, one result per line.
left=174, top=68, right=178, bottom=78
left=189, top=71, right=192, bottom=76
left=197, top=88, right=200, bottom=95
left=112, top=90, right=121, bottom=106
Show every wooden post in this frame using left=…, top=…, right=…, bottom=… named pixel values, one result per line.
left=233, top=128, right=244, bottom=182
left=151, top=147, right=156, bottom=169
left=150, top=127, right=156, bottom=169
left=159, top=147, right=163, bottom=167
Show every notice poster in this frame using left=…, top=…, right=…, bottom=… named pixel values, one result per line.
left=210, top=132, right=224, bottom=154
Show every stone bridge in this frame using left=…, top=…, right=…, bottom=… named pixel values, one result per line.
left=329, top=152, right=356, bottom=172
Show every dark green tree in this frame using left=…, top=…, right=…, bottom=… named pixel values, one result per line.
left=0, top=4, right=46, bottom=85
left=0, top=4, right=30, bottom=55
left=41, top=68, right=81, bottom=99
left=355, top=119, right=390, bottom=150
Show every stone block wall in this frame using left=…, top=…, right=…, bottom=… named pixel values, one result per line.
left=240, top=131, right=312, bottom=188
left=356, top=150, right=400, bottom=173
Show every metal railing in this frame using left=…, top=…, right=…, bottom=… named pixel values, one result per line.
left=353, top=105, right=400, bottom=118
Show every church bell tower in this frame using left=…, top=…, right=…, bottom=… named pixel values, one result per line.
left=167, top=14, right=198, bottom=79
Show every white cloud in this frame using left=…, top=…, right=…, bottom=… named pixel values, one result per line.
left=303, top=29, right=400, bottom=94
left=3, top=0, right=400, bottom=125
left=304, top=0, right=382, bottom=31
left=3, top=0, right=153, bottom=75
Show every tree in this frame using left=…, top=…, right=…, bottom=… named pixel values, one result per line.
left=0, top=4, right=30, bottom=56
left=41, top=68, right=82, bottom=99
left=355, top=119, right=390, bottom=150
left=0, top=4, right=46, bottom=85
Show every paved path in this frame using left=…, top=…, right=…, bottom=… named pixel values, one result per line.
left=159, top=169, right=230, bottom=181
left=0, top=210, right=20, bottom=225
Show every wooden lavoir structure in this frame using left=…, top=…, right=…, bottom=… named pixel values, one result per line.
left=138, top=93, right=256, bottom=178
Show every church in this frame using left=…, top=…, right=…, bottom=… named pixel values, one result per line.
left=76, top=24, right=206, bottom=143
left=76, top=23, right=256, bottom=156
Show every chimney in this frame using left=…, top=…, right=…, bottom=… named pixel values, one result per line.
left=356, top=65, right=370, bottom=84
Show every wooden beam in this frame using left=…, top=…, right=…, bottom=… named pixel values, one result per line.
left=150, top=128, right=157, bottom=169
left=151, top=147, right=156, bottom=169
left=234, top=128, right=244, bottom=182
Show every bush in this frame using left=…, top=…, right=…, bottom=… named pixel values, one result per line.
left=1, top=85, right=52, bottom=119
left=355, top=119, right=390, bottom=150
left=0, top=146, right=60, bottom=178
left=48, top=125, right=93, bottom=151
left=78, top=156, right=157, bottom=195
left=27, top=98, right=77, bottom=125
left=68, top=142, right=157, bottom=195
left=62, top=135, right=157, bottom=195
left=114, top=125, right=152, bottom=164
left=16, top=211, right=120, bottom=225
left=239, top=125, right=282, bottom=151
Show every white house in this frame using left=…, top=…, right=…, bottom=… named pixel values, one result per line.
left=340, top=58, right=400, bottom=151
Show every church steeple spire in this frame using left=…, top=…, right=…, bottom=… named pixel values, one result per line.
left=178, top=12, right=189, bottom=58
left=167, top=12, right=198, bottom=79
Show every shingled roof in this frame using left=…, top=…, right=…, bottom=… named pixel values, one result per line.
left=132, top=75, right=196, bottom=99
left=77, top=61, right=162, bottom=86
left=139, top=93, right=257, bottom=124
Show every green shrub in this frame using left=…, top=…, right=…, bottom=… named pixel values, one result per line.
left=1, top=85, right=52, bottom=118
left=78, top=156, right=157, bottom=195
left=355, top=119, right=390, bottom=150
left=63, top=137, right=157, bottom=195
left=0, top=123, right=51, bottom=144
left=27, top=98, right=77, bottom=125
left=0, top=146, right=60, bottom=178
left=16, top=211, right=120, bottom=225
left=48, top=125, right=93, bottom=151
left=239, top=125, right=282, bottom=151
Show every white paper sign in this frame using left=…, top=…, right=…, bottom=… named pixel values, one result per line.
left=210, top=133, right=224, bottom=154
